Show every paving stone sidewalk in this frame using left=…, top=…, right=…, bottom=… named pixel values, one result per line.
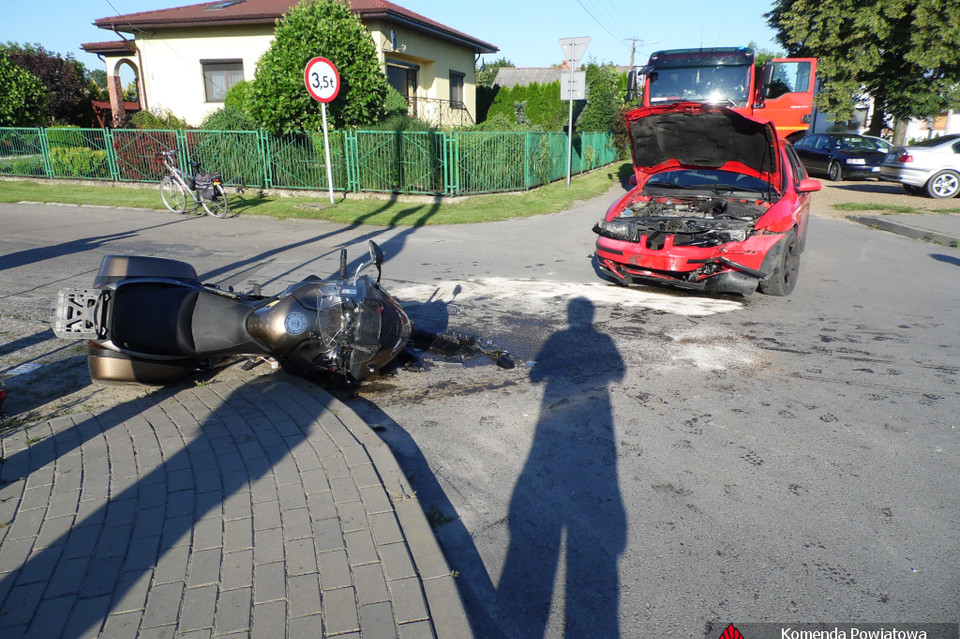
left=0, top=372, right=469, bottom=638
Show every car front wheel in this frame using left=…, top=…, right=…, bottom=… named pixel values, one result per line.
left=925, top=170, right=960, bottom=198
left=758, top=228, right=800, bottom=297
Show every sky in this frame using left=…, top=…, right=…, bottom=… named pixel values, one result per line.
left=1, top=0, right=784, bottom=74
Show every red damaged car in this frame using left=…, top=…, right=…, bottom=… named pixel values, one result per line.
left=594, top=102, right=821, bottom=296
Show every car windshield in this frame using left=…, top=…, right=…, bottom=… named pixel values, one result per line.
left=835, top=136, right=878, bottom=151
left=645, top=169, right=772, bottom=195
left=648, top=65, right=751, bottom=106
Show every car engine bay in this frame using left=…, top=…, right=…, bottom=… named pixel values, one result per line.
left=594, top=195, right=770, bottom=249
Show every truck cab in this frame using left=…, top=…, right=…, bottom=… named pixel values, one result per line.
left=630, top=47, right=817, bottom=141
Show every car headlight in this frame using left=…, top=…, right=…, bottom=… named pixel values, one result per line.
left=845, top=158, right=866, bottom=165
left=595, top=219, right=636, bottom=242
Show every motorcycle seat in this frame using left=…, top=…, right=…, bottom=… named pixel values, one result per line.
left=111, top=284, right=198, bottom=356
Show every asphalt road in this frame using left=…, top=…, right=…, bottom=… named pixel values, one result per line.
left=1, top=179, right=959, bottom=637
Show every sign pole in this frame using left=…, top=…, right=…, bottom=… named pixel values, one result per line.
left=321, top=103, right=335, bottom=204
left=304, top=56, right=341, bottom=205
left=567, top=62, right=575, bottom=187
left=558, top=37, right=590, bottom=188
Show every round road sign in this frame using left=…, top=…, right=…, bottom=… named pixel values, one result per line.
left=304, top=57, right=340, bottom=103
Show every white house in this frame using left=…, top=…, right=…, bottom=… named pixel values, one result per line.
left=82, top=0, right=497, bottom=127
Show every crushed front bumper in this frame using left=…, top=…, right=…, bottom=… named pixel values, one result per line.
left=595, top=233, right=780, bottom=295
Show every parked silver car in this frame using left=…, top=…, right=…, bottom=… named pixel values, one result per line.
left=879, top=133, right=960, bottom=198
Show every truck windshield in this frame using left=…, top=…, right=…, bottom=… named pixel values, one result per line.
left=648, top=65, right=752, bottom=107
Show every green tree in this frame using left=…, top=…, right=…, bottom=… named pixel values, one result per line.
left=86, top=68, right=108, bottom=102
left=0, top=42, right=89, bottom=125
left=766, top=0, right=960, bottom=136
left=577, top=63, right=623, bottom=133
left=248, top=0, right=388, bottom=132
left=0, top=53, right=46, bottom=126
left=476, top=56, right=514, bottom=88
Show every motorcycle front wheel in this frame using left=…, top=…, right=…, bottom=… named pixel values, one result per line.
left=160, top=176, right=188, bottom=213
left=201, top=184, right=229, bottom=218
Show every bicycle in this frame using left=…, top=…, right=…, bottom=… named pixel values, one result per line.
left=155, top=149, right=229, bottom=218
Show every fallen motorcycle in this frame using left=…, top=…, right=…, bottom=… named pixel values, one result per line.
left=53, top=241, right=508, bottom=386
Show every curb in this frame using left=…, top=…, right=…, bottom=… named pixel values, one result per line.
left=849, top=215, right=960, bottom=246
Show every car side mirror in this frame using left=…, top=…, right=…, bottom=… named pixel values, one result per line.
left=797, top=178, right=822, bottom=193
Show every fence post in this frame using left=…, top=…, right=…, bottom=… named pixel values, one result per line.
left=524, top=132, right=532, bottom=190
left=175, top=130, right=188, bottom=172
left=104, top=128, right=121, bottom=182
left=345, top=129, right=357, bottom=193
left=449, top=132, right=460, bottom=196
left=259, top=130, right=271, bottom=189
left=37, top=128, right=54, bottom=179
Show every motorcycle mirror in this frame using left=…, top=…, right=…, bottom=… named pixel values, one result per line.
left=368, top=241, right=384, bottom=266
left=339, top=248, right=348, bottom=279
left=368, top=241, right=384, bottom=287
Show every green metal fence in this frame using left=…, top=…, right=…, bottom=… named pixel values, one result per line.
left=0, top=127, right=619, bottom=196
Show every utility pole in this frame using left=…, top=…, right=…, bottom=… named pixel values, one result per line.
left=625, top=38, right=658, bottom=68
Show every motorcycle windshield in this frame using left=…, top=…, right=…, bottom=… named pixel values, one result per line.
left=349, top=296, right=384, bottom=379
left=313, top=280, right=383, bottom=379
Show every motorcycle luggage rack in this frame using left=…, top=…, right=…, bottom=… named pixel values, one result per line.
left=53, top=288, right=104, bottom=339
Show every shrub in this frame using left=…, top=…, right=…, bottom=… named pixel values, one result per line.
left=130, top=108, right=187, bottom=130
left=368, top=114, right=435, bottom=132
left=248, top=0, right=389, bottom=132
left=200, top=106, right=258, bottom=131
left=224, top=80, right=251, bottom=113
left=382, top=86, right=409, bottom=119
left=49, top=146, right=108, bottom=177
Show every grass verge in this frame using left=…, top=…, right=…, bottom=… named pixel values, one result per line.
left=0, top=162, right=631, bottom=226
left=834, top=201, right=960, bottom=215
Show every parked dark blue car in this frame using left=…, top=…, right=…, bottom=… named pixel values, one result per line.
left=793, top=133, right=889, bottom=181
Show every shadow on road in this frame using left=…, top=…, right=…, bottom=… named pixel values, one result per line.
left=497, top=296, right=627, bottom=638
left=931, top=252, right=960, bottom=267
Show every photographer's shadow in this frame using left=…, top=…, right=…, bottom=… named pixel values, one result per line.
left=497, top=297, right=627, bottom=638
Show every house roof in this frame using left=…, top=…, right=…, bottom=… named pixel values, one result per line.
left=493, top=67, right=564, bottom=89
left=89, top=0, right=497, bottom=54
left=80, top=40, right=138, bottom=56
left=493, top=65, right=634, bottom=88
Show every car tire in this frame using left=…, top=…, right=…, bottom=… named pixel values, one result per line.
left=758, top=228, right=800, bottom=297
left=902, top=184, right=924, bottom=196
left=925, top=170, right=960, bottom=198
left=828, top=161, right=842, bottom=182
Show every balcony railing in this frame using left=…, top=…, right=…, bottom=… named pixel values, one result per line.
left=408, top=97, right=473, bottom=128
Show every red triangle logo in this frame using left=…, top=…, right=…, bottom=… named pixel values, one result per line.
left=720, top=624, right=745, bottom=639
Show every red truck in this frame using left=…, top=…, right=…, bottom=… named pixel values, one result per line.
left=630, top=47, right=817, bottom=141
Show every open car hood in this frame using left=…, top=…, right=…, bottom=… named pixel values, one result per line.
left=625, top=102, right=782, bottom=187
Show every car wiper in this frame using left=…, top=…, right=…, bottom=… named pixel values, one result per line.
left=644, top=182, right=687, bottom=189
left=693, top=184, right=767, bottom=195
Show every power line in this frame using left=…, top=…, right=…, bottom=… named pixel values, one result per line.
left=574, top=0, right=630, bottom=47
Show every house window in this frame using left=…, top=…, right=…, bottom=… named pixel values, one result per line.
left=449, top=71, right=465, bottom=109
left=202, top=60, right=244, bottom=102
left=386, top=60, right=418, bottom=99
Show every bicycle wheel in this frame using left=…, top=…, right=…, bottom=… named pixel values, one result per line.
left=160, top=176, right=187, bottom=213
left=201, top=184, right=229, bottom=218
